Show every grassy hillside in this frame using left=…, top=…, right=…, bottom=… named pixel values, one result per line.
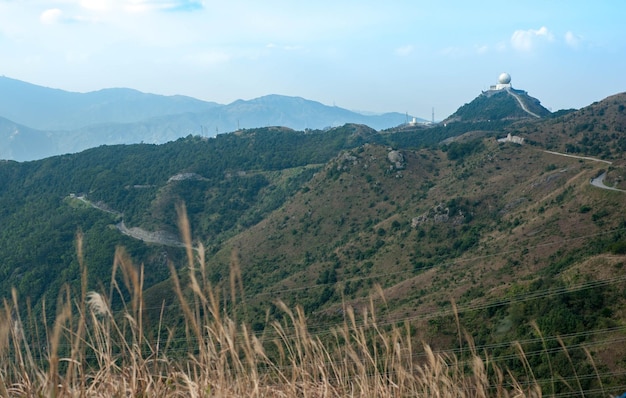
left=2, top=93, right=626, bottom=394
left=0, top=124, right=376, bottom=318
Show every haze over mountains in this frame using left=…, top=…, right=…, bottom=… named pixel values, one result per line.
left=0, top=76, right=421, bottom=161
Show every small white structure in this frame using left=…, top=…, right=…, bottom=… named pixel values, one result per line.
left=489, top=72, right=512, bottom=91
left=497, top=133, right=524, bottom=145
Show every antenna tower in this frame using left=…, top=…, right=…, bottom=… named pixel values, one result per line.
left=432, top=107, right=435, bottom=124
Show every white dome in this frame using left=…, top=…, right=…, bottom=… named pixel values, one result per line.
left=498, top=72, right=511, bottom=85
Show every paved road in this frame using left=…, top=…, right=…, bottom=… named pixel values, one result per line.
left=507, top=89, right=541, bottom=119
left=543, top=150, right=612, bottom=165
left=543, top=150, right=624, bottom=192
left=590, top=172, right=626, bottom=192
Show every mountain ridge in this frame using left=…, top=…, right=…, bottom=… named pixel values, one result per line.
left=1, top=91, right=626, bottom=389
left=0, top=77, right=422, bottom=161
left=444, top=87, right=551, bottom=123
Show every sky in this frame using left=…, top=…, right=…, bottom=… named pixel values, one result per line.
left=0, top=1, right=624, bottom=119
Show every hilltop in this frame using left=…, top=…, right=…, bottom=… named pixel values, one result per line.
left=444, top=87, right=551, bottom=123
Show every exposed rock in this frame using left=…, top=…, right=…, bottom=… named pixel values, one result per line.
left=116, top=221, right=184, bottom=247
left=412, top=202, right=468, bottom=227
left=387, top=150, right=405, bottom=169
left=336, top=151, right=358, bottom=171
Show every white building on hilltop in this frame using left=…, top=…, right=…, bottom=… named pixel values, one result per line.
left=489, top=72, right=512, bottom=91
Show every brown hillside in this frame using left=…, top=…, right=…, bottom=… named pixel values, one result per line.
left=510, top=92, right=626, bottom=159
left=207, top=135, right=626, bottom=346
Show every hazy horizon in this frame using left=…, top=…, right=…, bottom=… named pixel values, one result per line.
left=0, top=1, right=623, bottom=119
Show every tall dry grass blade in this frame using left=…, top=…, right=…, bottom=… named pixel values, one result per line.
left=22, top=298, right=39, bottom=376
left=556, top=335, right=584, bottom=397
left=11, top=288, right=36, bottom=378
left=66, top=230, right=87, bottom=393
left=197, top=241, right=207, bottom=288
left=114, top=247, right=141, bottom=317
left=155, top=299, right=165, bottom=363
left=49, top=292, right=72, bottom=398
left=0, top=301, right=11, bottom=398
left=138, top=262, right=145, bottom=349
left=176, top=202, right=194, bottom=269
left=583, top=347, right=604, bottom=397
left=373, top=283, right=387, bottom=308
left=168, top=261, right=202, bottom=347
left=513, top=340, right=538, bottom=396
left=229, top=249, right=246, bottom=321
left=530, top=320, right=555, bottom=396
left=451, top=297, right=462, bottom=354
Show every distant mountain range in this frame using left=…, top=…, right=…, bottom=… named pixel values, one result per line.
left=0, top=76, right=423, bottom=161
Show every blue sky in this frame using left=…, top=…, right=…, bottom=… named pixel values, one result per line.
left=0, top=1, right=624, bottom=119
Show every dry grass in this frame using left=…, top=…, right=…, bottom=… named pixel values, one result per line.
left=0, top=208, right=548, bottom=397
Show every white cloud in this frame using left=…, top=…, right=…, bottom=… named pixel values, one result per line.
left=76, top=0, right=202, bottom=13
left=40, top=8, right=64, bottom=24
left=510, top=26, right=554, bottom=52
left=395, top=45, right=414, bottom=57
left=564, top=31, right=582, bottom=48
left=79, top=0, right=112, bottom=12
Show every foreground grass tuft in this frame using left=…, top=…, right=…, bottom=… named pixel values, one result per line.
left=0, top=210, right=552, bottom=397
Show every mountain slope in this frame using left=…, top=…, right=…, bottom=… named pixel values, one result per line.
left=516, top=92, right=626, bottom=160
left=0, top=77, right=422, bottom=161
left=0, top=116, right=57, bottom=160
left=2, top=93, right=626, bottom=392
left=0, top=124, right=380, bottom=316
left=216, top=94, right=417, bottom=131
left=444, top=88, right=551, bottom=123
left=0, top=76, right=219, bottom=130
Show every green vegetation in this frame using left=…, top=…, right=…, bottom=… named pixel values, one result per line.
left=2, top=91, right=626, bottom=395
left=447, top=89, right=551, bottom=122
left=0, top=224, right=616, bottom=397
left=0, top=125, right=373, bottom=318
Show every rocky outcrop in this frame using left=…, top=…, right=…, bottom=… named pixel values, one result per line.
left=387, top=150, right=405, bottom=169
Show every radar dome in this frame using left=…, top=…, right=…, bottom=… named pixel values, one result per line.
left=498, top=73, right=511, bottom=85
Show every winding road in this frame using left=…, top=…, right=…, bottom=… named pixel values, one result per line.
left=507, top=89, right=541, bottom=119
left=590, top=172, right=626, bottom=192
left=543, top=150, right=624, bottom=192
